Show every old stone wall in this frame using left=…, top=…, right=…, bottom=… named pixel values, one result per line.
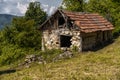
left=42, top=30, right=60, bottom=50
left=42, top=29, right=82, bottom=52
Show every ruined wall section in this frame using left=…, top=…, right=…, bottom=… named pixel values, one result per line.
left=42, top=30, right=60, bottom=50
left=42, top=29, right=82, bottom=52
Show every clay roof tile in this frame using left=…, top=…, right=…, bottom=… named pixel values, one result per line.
left=62, top=10, right=114, bottom=33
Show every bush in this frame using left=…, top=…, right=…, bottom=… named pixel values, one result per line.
left=1, top=18, right=42, bottom=50
left=39, top=49, right=62, bottom=62
left=0, top=43, right=42, bottom=66
left=113, top=27, right=120, bottom=38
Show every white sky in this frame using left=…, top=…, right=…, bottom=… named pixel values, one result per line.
left=0, top=0, right=63, bottom=16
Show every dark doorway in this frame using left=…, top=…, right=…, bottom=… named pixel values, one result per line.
left=103, top=31, right=105, bottom=41
left=60, top=35, right=72, bottom=47
left=58, top=17, right=65, bottom=26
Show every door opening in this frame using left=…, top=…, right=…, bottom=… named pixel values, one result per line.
left=60, top=35, right=72, bottom=47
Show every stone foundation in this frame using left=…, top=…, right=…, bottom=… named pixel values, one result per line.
left=42, top=29, right=82, bottom=52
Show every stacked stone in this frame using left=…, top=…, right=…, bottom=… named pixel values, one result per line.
left=70, top=32, right=82, bottom=51
left=24, top=54, right=44, bottom=64
left=49, top=30, right=59, bottom=49
left=43, top=31, right=50, bottom=49
left=53, top=51, right=73, bottom=62
left=43, top=29, right=82, bottom=52
left=60, top=29, right=73, bottom=36
left=25, top=55, right=36, bottom=64
left=43, top=30, right=60, bottom=49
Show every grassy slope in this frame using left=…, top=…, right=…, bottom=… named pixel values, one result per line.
left=1, top=37, right=120, bottom=80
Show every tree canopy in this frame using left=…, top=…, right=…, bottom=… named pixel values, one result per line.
left=62, top=0, right=86, bottom=12
left=25, top=2, right=47, bottom=26
left=1, top=1, right=47, bottom=49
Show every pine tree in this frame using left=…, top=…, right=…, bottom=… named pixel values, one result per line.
left=62, top=0, right=85, bottom=12
left=25, top=2, right=47, bottom=26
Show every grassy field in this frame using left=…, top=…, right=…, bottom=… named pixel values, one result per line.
left=1, top=37, right=120, bottom=80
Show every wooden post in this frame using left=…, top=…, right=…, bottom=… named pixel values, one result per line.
left=79, top=36, right=82, bottom=52
left=42, top=34, right=45, bottom=51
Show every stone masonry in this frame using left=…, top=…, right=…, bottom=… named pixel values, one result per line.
left=42, top=29, right=82, bottom=52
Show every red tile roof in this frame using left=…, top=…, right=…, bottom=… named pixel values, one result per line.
left=62, top=10, right=114, bottom=33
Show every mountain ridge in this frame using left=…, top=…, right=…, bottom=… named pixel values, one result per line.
left=0, top=14, right=16, bottom=28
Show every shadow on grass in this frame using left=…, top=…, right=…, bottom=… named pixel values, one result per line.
left=0, top=69, right=16, bottom=75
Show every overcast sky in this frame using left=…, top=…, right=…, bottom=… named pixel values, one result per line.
left=0, top=0, right=63, bottom=16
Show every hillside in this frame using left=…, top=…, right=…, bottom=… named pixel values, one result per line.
left=0, top=37, right=120, bottom=80
left=0, top=14, right=15, bottom=28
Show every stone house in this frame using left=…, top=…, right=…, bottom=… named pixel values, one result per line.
left=39, top=10, right=114, bottom=52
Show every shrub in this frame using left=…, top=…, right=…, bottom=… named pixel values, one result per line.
left=39, top=49, right=62, bottom=62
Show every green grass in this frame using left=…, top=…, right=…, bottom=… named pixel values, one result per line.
left=1, top=37, right=120, bottom=80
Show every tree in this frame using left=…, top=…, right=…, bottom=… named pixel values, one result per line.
left=1, top=17, right=42, bottom=49
left=86, top=0, right=112, bottom=18
left=0, top=1, right=46, bottom=65
left=25, top=2, right=47, bottom=26
left=62, top=0, right=86, bottom=12
left=2, top=2, right=47, bottom=49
